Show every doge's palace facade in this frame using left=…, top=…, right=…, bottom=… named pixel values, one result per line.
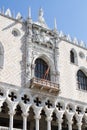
left=0, top=8, right=87, bottom=130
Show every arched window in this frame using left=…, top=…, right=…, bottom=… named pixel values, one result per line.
left=0, top=43, right=4, bottom=68
left=77, top=70, right=87, bottom=90
left=70, top=49, right=77, bottom=64
left=70, top=50, right=75, bottom=63
left=35, top=58, right=50, bottom=80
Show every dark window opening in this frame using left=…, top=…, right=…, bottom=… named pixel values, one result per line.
left=0, top=117, right=9, bottom=127
left=70, top=50, right=75, bottom=63
left=35, top=58, right=50, bottom=80
left=14, top=105, right=23, bottom=129
left=77, top=70, right=87, bottom=90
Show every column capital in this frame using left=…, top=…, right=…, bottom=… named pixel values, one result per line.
left=66, top=112, right=74, bottom=123
left=77, top=122, right=82, bottom=126
left=84, top=114, right=87, bottom=123
left=68, top=120, right=73, bottom=125
left=57, top=118, right=63, bottom=124
left=8, top=111, right=15, bottom=116
left=46, top=116, right=52, bottom=122
left=55, top=110, right=64, bottom=120
left=22, top=113, right=29, bottom=117
left=75, top=114, right=83, bottom=124
left=33, top=105, right=42, bottom=118
left=44, top=107, right=54, bottom=118
left=34, top=115, right=41, bottom=120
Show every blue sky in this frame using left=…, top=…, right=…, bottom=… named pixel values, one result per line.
left=0, top=0, right=87, bottom=44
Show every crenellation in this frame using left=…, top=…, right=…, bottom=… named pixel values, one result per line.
left=16, top=12, right=22, bottom=20
left=5, top=8, right=12, bottom=17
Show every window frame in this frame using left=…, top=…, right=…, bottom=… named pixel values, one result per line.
left=35, top=58, right=50, bottom=80
left=77, top=70, right=87, bottom=91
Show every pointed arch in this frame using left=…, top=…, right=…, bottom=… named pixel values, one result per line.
left=0, top=102, right=9, bottom=127
left=0, top=42, right=4, bottom=68
left=14, top=104, right=23, bottom=129
left=31, top=54, right=56, bottom=82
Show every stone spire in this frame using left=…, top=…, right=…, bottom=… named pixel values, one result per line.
left=16, top=12, right=22, bottom=20
left=54, top=18, right=57, bottom=31
left=5, top=8, right=12, bottom=17
left=27, top=7, right=32, bottom=23
left=2, top=6, right=4, bottom=14
left=28, top=7, right=31, bottom=19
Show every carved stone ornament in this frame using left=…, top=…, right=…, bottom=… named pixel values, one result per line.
left=33, top=29, right=54, bottom=48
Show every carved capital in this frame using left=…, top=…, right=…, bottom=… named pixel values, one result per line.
left=77, top=122, right=82, bottom=128
left=46, top=116, right=52, bottom=122
left=22, top=113, right=29, bottom=117
left=34, top=115, right=41, bottom=120
left=55, top=110, right=64, bottom=121
left=75, top=114, right=83, bottom=124
left=66, top=111, right=74, bottom=122
left=8, top=111, right=15, bottom=116
left=57, top=118, right=63, bottom=124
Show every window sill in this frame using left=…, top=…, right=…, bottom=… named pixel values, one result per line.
left=76, top=88, right=87, bottom=93
left=70, top=62, right=78, bottom=66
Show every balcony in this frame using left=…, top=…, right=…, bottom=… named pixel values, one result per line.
left=30, top=77, right=60, bottom=95
left=0, top=126, right=22, bottom=130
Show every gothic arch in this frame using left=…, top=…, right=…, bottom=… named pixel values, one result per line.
left=31, top=54, right=55, bottom=82
left=33, top=54, right=55, bottom=72
left=0, top=101, right=9, bottom=127
left=78, top=66, right=87, bottom=76
left=0, top=42, right=4, bottom=68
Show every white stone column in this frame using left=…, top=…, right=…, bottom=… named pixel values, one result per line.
left=77, top=123, right=82, bottom=130
left=68, top=121, right=73, bottom=130
left=65, top=111, right=74, bottom=130
left=34, top=115, right=41, bottom=130
left=9, top=112, right=14, bottom=130
left=46, top=117, right=52, bottom=130
left=55, top=110, right=64, bottom=130
left=33, top=105, right=42, bottom=130
left=44, top=107, right=54, bottom=130
left=75, top=114, right=83, bottom=130
left=22, top=113, right=28, bottom=130
left=57, top=119, right=63, bottom=130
